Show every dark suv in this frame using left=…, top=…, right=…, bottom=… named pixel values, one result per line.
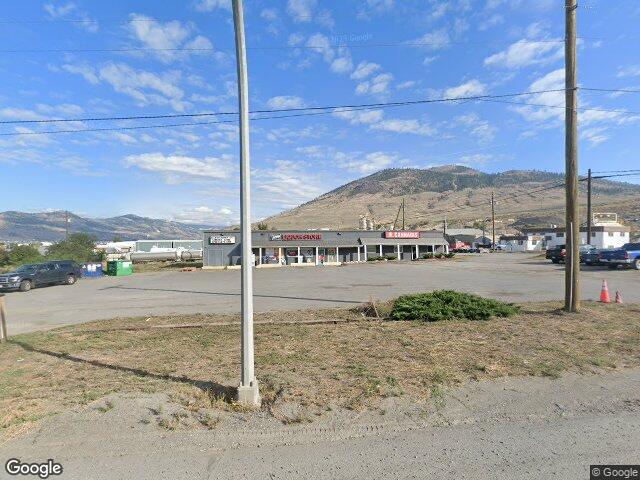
left=0, top=260, right=83, bottom=292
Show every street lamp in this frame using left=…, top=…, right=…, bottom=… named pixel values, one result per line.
left=232, top=0, right=259, bottom=406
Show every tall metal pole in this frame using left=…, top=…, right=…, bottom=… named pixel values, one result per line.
left=565, top=0, right=580, bottom=312
left=587, top=168, right=592, bottom=245
left=232, top=0, right=259, bottom=406
left=491, top=192, right=496, bottom=251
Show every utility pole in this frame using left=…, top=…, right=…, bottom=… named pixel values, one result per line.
left=232, top=0, right=259, bottom=406
left=587, top=168, right=592, bottom=245
left=565, top=0, right=580, bottom=312
left=402, top=198, right=405, bottom=230
left=491, top=192, right=496, bottom=251
left=443, top=215, right=447, bottom=237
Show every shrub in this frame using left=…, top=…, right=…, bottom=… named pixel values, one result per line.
left=384, top=255, right=397, bottom=261
left=434, top=253, right=444, bottom=259
left=46, top=233, right=101, bottom=263
left=7, top=244, right=44, bottom=266
left=390, top=290, right=520, bottom=322
left=445, top=252, right=455, bottom=258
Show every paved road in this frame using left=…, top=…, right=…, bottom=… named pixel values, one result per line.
left=2, top=369, right=639, bottom=479
left=4, top=253, right=640, bottom=334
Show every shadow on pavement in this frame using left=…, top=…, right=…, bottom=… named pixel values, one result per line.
left=10, top=339, right=236, bottom=400
left=99, top=285, right=362, bottom=305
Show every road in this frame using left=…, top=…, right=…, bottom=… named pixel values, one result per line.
left=2, top=368, right=639, bottom=479
left=4, top=253, right=640, bottom=334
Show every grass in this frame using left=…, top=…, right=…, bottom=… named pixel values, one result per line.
left=0, top=301, right=639, bottom=439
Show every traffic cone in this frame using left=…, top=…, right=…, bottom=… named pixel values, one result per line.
left=615, top=290, right=623, bottom=304
left=600, top=280, right=611, bottom=303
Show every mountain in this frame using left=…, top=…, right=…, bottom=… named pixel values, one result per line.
left=0, top=211, right=215, bottom=242
left=264, top=166, right=640, bottom=232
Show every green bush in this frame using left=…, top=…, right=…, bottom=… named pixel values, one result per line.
left=391, top=290, right=520, bottom=322
left=434, top=253, right=444, bottom=259
left=445, top=252, right=455, bottom=258
left=421, top=253, right=434, bottom=260
left=7, top=244, right=44, bottom=266
left=384, top=255, right=397, bottom=261
left=46, top=233, right=101, bottom=263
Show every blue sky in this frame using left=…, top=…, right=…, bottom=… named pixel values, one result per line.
left=1, top=0, right=639, bottom=226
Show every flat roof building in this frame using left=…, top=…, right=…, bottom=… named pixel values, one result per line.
left=202, top=229, right=449, bottom=268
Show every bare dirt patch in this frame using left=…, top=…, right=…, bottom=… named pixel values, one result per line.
left=1, top=301, right=639, bottom=441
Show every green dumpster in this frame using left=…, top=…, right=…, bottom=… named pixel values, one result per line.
left=106, top=260, right=133, bottom=276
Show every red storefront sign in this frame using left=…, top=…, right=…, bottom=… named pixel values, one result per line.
left=277, top=233, right=323, bottom=241
left=384, top=231, right=420, bottom=239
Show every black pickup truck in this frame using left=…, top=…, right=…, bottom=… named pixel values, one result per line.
left=598, top=243, right=640, bottom=270
left=0, top=260, right=83, bottom=292
left=545, top=244, right=566, bottom=263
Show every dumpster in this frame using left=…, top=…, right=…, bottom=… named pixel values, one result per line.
left=82, top=262, right=104, bottom=278
left=106, top=260, right=133, bottom=276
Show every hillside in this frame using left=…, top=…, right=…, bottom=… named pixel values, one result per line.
left=0, top=211, right=214, bottom=242
left=264, top=166, right=640, bottom=232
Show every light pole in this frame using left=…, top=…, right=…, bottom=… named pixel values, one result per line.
left=232, top=0, right=259, bottom=406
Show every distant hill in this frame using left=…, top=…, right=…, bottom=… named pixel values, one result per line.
left=264, top=166, right=640, bottom=232
left=0, top=211, right=215, bottom=242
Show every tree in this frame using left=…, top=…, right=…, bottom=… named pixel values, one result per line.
left=0, top=246, right=10, bottom=267
left=7, top=244, right=44, bottom=266
left=256, top=221, right=268, bottom=231
left=112, top=234, right=123, bottom=243
left=46, top=233, right=100, bottom=262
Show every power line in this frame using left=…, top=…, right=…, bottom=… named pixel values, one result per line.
left=0, top=39, right=569, bottom=54
left=477, top=97, right=640, bottom=117
left=0, top=88, right=567, bottom=129
left=582, top=87, right=640, bottom=94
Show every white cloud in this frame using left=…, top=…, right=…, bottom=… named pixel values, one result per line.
left=355, top=73, right=393, bottom=95
left=581, top=127, right=609, bottom=146
left=411, top=29, right=450, bottom=51
left=371, top=118, right=435, bottom=136
left=617, top=65, right=640, bottom=78
left=193, top=0, right=231, bottom=11
left=64, top=62, right=188, bottom=111
left=332, top=109, right=384, bottom=124
left=454, top=113, right=497, bottom=143
left=127, top=14, right=214, bottom=63
left=287, top=0, right=315, bottom=21
left=484, top=39, right=563, bottom=69
left=335, top=151, right=397, bottom=174
left=266, top=95, right=306, bottom=109
left=444, top=79, right=486, bottom=99
left=61, top=64, right=99, bottom=84
left=172, top=205, right=236, bottom=226
left=350, top=61, right=381, bottom=80
left=43, top=2, right=98, bottom=33
left=330, top=56, right=353, bottom=74
left=124, top=152, right=234, bottom=183
left=254, top=159, right=325, bottom=208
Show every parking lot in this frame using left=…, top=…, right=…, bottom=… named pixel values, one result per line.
left=3, top=252, right=639, bottom=334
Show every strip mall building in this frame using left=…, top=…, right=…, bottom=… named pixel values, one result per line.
left=202, top=230, right=449, bottom=268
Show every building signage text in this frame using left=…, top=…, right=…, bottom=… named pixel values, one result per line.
left=270, top=233, right=323, bottom=241
left=384, top=231, right=420, bottom=239
left=210, top=235, right=236, bottom=244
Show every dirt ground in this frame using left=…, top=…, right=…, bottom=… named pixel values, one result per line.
left=1, top=301, right=639, bottom=442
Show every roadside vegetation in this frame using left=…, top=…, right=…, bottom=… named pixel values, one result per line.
left=391, top=291, right=520, bottom=322
left=0, top=233, right=102, bottom=272
left=1, top=298, right=638, bottom=440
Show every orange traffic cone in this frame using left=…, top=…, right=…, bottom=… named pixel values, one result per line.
left=600, top=280, right=611, bottom=303
left=615, top=290, right=623, bottom=304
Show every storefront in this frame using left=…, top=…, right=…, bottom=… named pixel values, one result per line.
left=202, top=229, right=449, bottom=268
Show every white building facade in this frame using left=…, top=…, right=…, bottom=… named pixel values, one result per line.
left=521, top=225, right=630, bottom=250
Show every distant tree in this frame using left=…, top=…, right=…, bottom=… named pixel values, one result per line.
left=7, top=244, right=44, bottom=266
left=112, top=234, right=123, bottom=242
left=0, top=246, right=9, bottom=267
left=46, top=233, right=101, bottom=262
left=256, top=221, right=268, bottom=231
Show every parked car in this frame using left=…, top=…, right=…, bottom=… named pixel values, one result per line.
left=583, top=247, right=604, bottom=266
left=545, top=244, right=566, bottom=263
left=0, top=260, right=83, bottom=292
left=579, top=244, right=597, bottom=264
left=598, top=243, right=640, bottom=270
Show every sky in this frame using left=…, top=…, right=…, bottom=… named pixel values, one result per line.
left=1, top=0, right=639, bottom=226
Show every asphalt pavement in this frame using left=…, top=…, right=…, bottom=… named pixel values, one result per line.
left=4, top=253, right=640, bottom=334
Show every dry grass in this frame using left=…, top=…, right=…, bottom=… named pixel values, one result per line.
left=1, top=301, right=639, bottom=440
